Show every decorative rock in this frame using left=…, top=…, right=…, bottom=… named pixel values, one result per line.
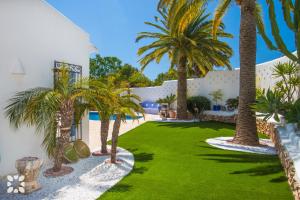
left=15, top=157, right=42, bottom=194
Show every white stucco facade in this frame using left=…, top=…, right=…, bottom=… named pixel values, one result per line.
left=131, top=54, right=294, bottom=107
left=0, top=0, right=95, bottom=176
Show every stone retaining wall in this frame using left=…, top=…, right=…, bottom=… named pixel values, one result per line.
left=256, top=119, right=300, bottom=200
left=200, top=114, right=237, bottom=124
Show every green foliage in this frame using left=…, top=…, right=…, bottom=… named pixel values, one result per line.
left=90, top=54, right=153, bottom=88
left=156, top=94, right=177, bottom=108
left=63, top=143, right=79, bottom=163
left=116, top=64, right=153, bottom=87
left=286, top=99, right=300, bottom=127
left=90, top=54, right=122, bottom=79
left=273, top=62, right=300, bottom=103
left=137, top=0, right=233, bottom=77
left=256, top=88, right=265, bottom=99
left=209, top=89, right=223, bottom=105
left=253, top=89, right=287, bottom=122
left=153, top=69, right=177, bottom=86
left=226, top=97, right=239, bottom=110
left=101, top=63, right=153, bottom=88
left=73, top=140, right=91, bottom=158
left=254, top=62, right=300, bottom=123
left=187, top=96, right=211, bottom=115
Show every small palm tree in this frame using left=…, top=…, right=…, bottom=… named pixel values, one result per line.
left=156, top=94, right=177, bottom=109
left=5, top=66, right=107, bottom=174
left=137, top=0, right=232, bottom=119
left=91, top=78, right=118, bottom=155
left=110, top=91, right=144, bottom=163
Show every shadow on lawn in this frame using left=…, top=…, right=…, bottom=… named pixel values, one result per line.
left=106, top=183, right=133, bottom=193
left=126, top=148, right=154, bottom=163
left=197, top=153, right=287, bottom=182
left=197, top=153, right=278, bottom=163
left=154, top=121, right=235, bottom=131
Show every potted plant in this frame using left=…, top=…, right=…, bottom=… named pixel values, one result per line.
left=209, top=89, right=223, bottom=111
left=226, top=97, right=239, bottom=111
left=156, top=94, right=177, bottom=118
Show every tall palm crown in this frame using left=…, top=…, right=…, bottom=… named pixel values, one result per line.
left=5, top=66, right=108, bottom=172
left=138, top=0, right=232, bottom=74
left=137, top=0, right=232, bottom=119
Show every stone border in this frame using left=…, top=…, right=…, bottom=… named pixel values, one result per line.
left=257, top=119, right=300, bottom=200
left=206, top=137, right=276, bottom=155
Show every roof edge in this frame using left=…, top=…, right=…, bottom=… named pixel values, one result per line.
left=41, top=0, right=90, bottom=38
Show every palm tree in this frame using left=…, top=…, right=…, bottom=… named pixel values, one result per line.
left=5, top=66, right=107, bottom=174
left=110, top=91, right=143, bottom=163
left=137, top=0, right=232, bottom=119
left=91, top=78, right=117, bottom=155
left=210, top=0, right=266, bottom=146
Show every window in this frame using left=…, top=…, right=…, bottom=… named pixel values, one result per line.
left=54, top=61, right=83, bottom=141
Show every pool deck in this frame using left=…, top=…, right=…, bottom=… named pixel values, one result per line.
left=89, top=114, right=159, bottom=151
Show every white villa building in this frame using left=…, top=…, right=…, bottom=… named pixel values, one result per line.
left=0, top=0, right=96, bottom=176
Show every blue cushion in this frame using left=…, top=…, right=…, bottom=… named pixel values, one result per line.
left=141, top=101, right=159, bottom=108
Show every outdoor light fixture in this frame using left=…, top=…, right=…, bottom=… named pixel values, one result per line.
left=11, top=58, right=26, bottom=75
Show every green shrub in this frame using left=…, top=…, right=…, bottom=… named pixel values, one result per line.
left=187, top=96, right=211, bottom=115
left=226, top=97, right=239, bottom=110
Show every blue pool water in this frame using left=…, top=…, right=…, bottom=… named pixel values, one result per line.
left=89, top=112, right=143, bottom=121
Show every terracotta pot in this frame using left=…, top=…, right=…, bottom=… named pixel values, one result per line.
left=168, top=110, right=176, bottom=118
left=15, top=157, right=42, bottom=194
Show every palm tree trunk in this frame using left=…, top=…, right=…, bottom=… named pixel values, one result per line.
left=111, top=114, right=121, bottom=163
left=53, top=137, right=64, bottom=171
left=101, top=119, right=110, bottom=154
left=233, top=0, right=259, bottom=146
left=53, top=101, right=74, bottom=171
left=177, top=56, right=188, bottom=120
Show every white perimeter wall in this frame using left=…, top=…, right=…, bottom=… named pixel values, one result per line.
left=131, top=55, right=293, bottom=107
left=0, top=0, right=94, bottom=176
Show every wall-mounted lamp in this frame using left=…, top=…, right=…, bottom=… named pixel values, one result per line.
left=11, top=58, right=26, bottom=75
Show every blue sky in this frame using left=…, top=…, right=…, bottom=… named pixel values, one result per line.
left=47, top=0, right=295, bottom=80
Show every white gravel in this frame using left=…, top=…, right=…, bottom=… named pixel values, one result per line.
left=0, top=146, right=134, bottom=200
left=154, top=119, right=200, bottom=123
left=206, top=137, right=277, bottom=155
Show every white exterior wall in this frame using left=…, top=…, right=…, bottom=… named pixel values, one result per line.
left=0, top=0, right=94, bottom=176
left=131, top=55, right=293, bottom=107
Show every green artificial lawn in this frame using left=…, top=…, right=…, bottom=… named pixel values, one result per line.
left=99, top=122, right=293, bottom=200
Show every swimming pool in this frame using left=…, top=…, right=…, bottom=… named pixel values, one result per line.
left=89, top=112, right=143, bottom=121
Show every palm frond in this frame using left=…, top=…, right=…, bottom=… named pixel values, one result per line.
left=212, top=0, right=232, bottom=38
